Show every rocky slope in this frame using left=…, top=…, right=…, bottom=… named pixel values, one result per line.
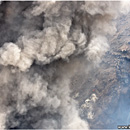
left=72, top=12, right=130, bottom=129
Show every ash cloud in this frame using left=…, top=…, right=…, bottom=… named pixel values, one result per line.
left=0, top=1, right=129, bottom=129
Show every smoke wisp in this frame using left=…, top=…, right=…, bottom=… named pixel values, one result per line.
left=0, top=1, right=129, bottom=129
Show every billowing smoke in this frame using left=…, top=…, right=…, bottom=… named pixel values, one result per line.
left=0, top=1, right=129, bottom=129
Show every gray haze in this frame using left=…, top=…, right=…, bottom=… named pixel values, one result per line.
left=0, top=1, right=129, bottom=129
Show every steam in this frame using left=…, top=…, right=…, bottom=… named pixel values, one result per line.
left=0, top=1, right=129, bottom=129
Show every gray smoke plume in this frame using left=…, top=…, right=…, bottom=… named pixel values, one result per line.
left=0, top=1, right=129, bottom=129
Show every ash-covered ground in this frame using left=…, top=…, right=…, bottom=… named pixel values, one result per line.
left=0, top=1, right=129, bottom=129
left=72, top=11, right=130, bottom=129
